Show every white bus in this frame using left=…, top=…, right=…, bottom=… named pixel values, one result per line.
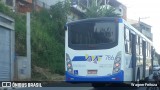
left=65, top=17, right=154, bottom=86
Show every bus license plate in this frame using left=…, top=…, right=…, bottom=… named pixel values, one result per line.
left=87, top=70, right=97, bottom=74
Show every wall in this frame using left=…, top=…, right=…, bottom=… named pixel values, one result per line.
left=0, top=13, right=15, bottom=81
left=16, top=56, right=30, bottom=80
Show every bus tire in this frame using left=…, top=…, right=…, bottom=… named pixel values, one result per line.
left=149, top=67, right=152, bottom=75
left=146, top=86, right=160, bottom=90
left=136, top=68, right=140, bottom=84
left=91, top=83, right=105, bottom=88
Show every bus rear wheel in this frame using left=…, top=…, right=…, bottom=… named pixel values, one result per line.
left=136, top=69, right=140, bottom=84
left=91, top=83, right=105, bottom=88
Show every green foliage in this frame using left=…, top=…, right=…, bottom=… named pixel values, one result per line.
left=0, top=2, right=26, bottom=56
left=31, top=17, right=65, bottom=74
left=0, top=1, right=10, bottom=15
left=8, top=13, right=27, bottom=56
left=49, top=1, right=70, bottom=43
left=84, top=0, right=120, bottom=18
left=0, top=1, right=10, bottom=14
left=15, top=14, right=27, bottom=56
left=31, top=1, right=70, bottom=75
left=0, top=1, right=69, bottom=76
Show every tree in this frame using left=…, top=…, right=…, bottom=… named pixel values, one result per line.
left=83, top=0, right=120, bottom=18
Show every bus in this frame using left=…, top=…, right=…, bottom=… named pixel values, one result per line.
left=65, top=17, right=154, bottom=86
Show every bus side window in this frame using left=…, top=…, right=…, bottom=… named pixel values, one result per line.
left=139, top=38, right=143, bottom=55
left=146, top=42, right=148, bottom=57
left=136, top=35, right=139, bottom=55
left=124, top=27, right=131, bottom=54
left=149, top=44, right=151, bottom=58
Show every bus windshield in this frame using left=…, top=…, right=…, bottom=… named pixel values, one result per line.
left=68, top=20, right=118, bottom=50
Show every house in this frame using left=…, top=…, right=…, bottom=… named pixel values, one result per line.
left=1, top=0, right=50, bottom=13
left=0, top=0, right=16, bottom=12
left=128, top=19, right=153, bottom=41
left=35, top=0, right=127, bottom=22
left=1, top=0, right=33, bottom=13
left=16, top=0, right=33, bottom=13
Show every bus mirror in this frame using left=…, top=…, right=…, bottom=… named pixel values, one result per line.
left=64, top=25, right=67, bottom=31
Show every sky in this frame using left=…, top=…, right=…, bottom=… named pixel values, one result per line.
left=117, top=0, right=160, bottom=54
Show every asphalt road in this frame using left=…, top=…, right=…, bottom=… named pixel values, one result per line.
left=9, top=83, right=156, bottom=90
left=11, top=87, right=149, bottom=90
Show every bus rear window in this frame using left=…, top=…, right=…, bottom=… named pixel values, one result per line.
left=70, top=21, right=116, bottom=44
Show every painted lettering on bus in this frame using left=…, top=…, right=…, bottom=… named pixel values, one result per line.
left=106, top=55, right=115, bottom=60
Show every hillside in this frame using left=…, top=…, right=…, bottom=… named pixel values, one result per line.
left=0, top=1, right=68, bottom=80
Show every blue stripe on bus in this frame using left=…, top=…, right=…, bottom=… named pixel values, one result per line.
left=65, top=70, right=124, bottom=82
left=118, top=18, right=123, bottom=23
left=72, top=56, right=86, bottom=61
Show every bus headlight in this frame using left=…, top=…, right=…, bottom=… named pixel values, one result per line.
left=112, top=51, right=121, bottom=74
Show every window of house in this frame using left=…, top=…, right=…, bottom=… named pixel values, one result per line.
left=88, top=0, right=93, bottom=7
left=71, top=0, right=78, bottom=5
left=99, top=0, right=105, bottom=5
left=79, top=0, right=87, bottom=8
left=119, top=9, right=122, bottom=12
left=6, top=0, right=13, bottom=6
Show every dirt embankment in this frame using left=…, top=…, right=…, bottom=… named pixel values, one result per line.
left=32, top=65, right=65, bottom=81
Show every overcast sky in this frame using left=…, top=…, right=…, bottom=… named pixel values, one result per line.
left=117, top=0, right=160, bottom=54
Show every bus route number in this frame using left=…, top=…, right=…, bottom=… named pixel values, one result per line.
left=106, top=55, right=115, bottom=60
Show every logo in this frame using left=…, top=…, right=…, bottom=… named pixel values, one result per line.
left=85, top=54, right=102, bottom=64
left=74, top=70, right=78, bottom=75
left=72, top=55, right=102, bottom=64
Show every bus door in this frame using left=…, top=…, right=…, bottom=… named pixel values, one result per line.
left=131, top=33, right=137, bottom=81
left=142, top=40, right=146, bottom=79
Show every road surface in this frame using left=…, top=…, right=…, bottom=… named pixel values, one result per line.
left=8, top=83, right=157, bottom=90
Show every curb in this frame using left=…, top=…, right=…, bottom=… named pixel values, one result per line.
left=0, top=87, right=19, bottom=90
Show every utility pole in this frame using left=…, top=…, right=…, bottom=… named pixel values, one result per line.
left=138, top=17, right=141, bottom=32
left=106, top=0, right=110, bottom=9
left=26, top=12, right=31, bottom=79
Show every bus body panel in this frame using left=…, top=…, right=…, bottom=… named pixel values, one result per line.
left=65, top=46, right=123, bottom=82
left=118, top=22, right=134, bottom=81
left=65, top=17, right=153, bottom=83
left=65, top=18, right=124, bottom=82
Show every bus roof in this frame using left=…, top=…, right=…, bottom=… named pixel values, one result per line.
left=67, top=17, right=119, bottom=25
